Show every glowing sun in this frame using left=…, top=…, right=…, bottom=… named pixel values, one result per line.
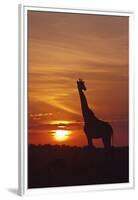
left=54, top=130, right=69, bottom=141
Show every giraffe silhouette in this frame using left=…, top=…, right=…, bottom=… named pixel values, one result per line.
left=77, top=79, right=113, bottom=148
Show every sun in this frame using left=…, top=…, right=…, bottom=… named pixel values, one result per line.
left=54, top=130, right=69, bottom=141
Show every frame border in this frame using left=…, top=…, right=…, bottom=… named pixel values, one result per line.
left=18, top=4, right=135, bottom=196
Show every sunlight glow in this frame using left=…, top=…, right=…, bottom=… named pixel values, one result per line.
left=50, top=120, right=70, bottom=125
left=54, top=130, right=70, bottom=141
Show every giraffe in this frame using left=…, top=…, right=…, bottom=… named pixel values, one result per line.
left=77, top=79, right=113, bottom=148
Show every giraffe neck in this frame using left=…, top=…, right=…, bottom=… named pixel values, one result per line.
left=78, top=88, right=95, bottom=122
left=78, top=88, right=89, bottom=112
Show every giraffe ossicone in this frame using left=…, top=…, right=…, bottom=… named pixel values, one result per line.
left=77, top=78, right=87, bottom=91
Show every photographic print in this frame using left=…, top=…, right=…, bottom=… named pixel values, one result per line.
left=27, top=8, right=130, bottom=190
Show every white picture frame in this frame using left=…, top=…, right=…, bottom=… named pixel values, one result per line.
left=18, top=4, right=134, bottom=196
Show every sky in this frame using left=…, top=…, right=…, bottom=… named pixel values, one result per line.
left=28, top=11, right=129, bottom=147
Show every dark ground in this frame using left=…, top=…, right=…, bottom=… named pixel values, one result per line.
left=28, top=144, right=129, bottom=188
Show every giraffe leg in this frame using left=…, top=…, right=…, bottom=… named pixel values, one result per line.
left=87, top=136, right=95, bottom=148
left=102, top=135, right=111, bottom=149
left=102, top=135, right=113, bottom=160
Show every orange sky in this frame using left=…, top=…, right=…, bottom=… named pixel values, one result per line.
left=28, top=11, right=129, bottom=147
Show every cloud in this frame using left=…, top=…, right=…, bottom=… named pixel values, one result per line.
left=30, top=113, right=53, bottom=118
left=29, top=116, right=84, bottom=133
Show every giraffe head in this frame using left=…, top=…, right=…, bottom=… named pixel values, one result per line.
left=77, top=79, right=87, bottom=91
